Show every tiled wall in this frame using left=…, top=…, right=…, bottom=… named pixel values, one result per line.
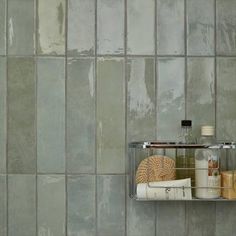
left=0, top=0, right=236, bottom=235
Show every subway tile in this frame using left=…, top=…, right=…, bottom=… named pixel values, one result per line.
left=0, top=57, right=6, bottom=173
left=127, top=0, right=155, bottom=55
left=38, top=175, right=65, bottom=236
left=97, top=0, right=124, bottom=54
left=97, top=175, right=125, bottom=236
left=217, top=0, right=236, bottom=55
left=186, top=202, right=215, bottom=236
left=8, top=175, right=36, bottom=236
left=67, top=175, right=96, bottom=236
left=97, top=58, right=125, bottom=173
left=127, top=178, right=156, bottom=236
left=0, top=175, right=6, bottom=236
left=156, top=58, right=185, bottom=140
left=157, top=0, right=185, bottom=55
left=187, top=0, right=214, bottom=55
left=127, top=57, right=156, bottom=142
left=37, top=58, right=65, bottom=173
left=216, top=202, right=236, bottom=236
left=37, top=0, right=65, bottom=55
left=0, top=0, right=6, bottom=55
left=156, top=202, right=186, bottom=236
left=217, top=58, right=236, bottom=140
left=68, top=0, right=95, bottom=56
left=8, top=0, right=35, bottom=55
left=7, top=57, right=36, bottom=174
left=67, top=59, right=95, bottom=173
left=187, top=58, right=215, bottom=137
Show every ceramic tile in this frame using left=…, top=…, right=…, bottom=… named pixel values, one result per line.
left=0, top=0, right=6, bottom=55
left=8, top=0, right=35, bottom=55
left=97, top=58, right=125, bottom=173
left=38, top=175, right=65, bottom=236
left=67, top=58, right=95, bottom=173
left=157, top=0, right=185, bottom=55
left=127, top=177, right=156, bottom=236
left=156, top=202, right=186, bottom=236
left=0, top=57, right=6, bottom=173
left=187, top=58, right=215, bottom=137
left=186, top=202, right=215, bottom=236
left=37, top=0, right=65, bottom=55
left=97, top=175, right=125, bottom=236
left=127, top=0, right=155, bottom=55
left=97, top=0, right=124, bottom=54
left=217, top=0, right=236, bottom=55
left=8, top=175, right=36, bottom=236
left=68, top=0, right=95, bottom=56
left=0, top=175, right=6, bottom=236
left=216, top=202, right=236, bottom=236
left=156, top=57, right=185, bottom=140
left=7, top=57, right=36, bottom=174
left=67, top=175, right=96, bottom=236
left=187, top=0, right=214, bottom=55
left=37, top=58, right=65, bottom=173
left=217, top=58, right=236, bottom=140
left=127, top=57, right=156, bottom=142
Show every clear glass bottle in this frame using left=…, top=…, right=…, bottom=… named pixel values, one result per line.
left=195, top=126, right=221, bottom=199
left=176, top=120, right=196, bottom=193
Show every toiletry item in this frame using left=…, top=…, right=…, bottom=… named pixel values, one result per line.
left=136, top=155, right=176, bottom=184
left=221, top=170, right=236, bottom=199
left=195, top=126, right=221, bottom=199
left=136, top=178, right=192, bottom=200
left=176, top=120, right=196, bottom=192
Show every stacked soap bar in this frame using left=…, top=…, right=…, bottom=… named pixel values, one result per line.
left=221, top=170, right=236, bottom=199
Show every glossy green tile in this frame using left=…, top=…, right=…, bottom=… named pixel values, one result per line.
left=127, top=0, right=155, bottom=55
left=38, top=175, right=65, bottom=236
left=97, top=175, right=125, bottom=236
left=216, top=202, right=236, bottom=236
left=127, top=57, right=156, bottom=142
left=97, top=0, right=124, bottom=54
left=8, top=175, right=36, bottom=236
left=157, top=0, right=185, bottom=55
left=97, top=58, right=125, bottom=173
left=186, top=202, right=215, bottom=236
left=37, top=0, right=65, bottom=55
left=156, top=58, right=185, bottom=140
left=187, top=58, right=215, bottom=137
left=68, top=0, right=95, bottom=56
left=67, top=175, right=96, bottom=236
left=0, top=175, right=6, bottom=236
left=217, top=0, right=236, bottom=55
left=156, top=202, right=186, bottom=236
left=7, top=57, right=36, bottom=174
left=127, top=178, right=156, bottom=236
left=0, top=57, right=6, bottom=174
left=0, top=0, right=6, bottom=55
left=37, top=58, right=65, bottom=173
left=217, top=58, right=236, bottom=140
left=67, top=59, right=95, bottom=173
left=8, top=0, right=35, bottom=55
left=187, top=0, right=214, bottom=55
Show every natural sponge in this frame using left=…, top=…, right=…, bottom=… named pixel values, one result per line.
left=136, top=155, right=176, bottom=184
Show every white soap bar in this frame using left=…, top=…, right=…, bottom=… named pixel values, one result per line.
left=136, top=178, right=192, bottom=200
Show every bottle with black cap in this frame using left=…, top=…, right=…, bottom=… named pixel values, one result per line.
left=176, top=120, right=196, bottom=193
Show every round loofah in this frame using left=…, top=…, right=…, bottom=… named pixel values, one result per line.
left=136, top=155, right=176, bottom=184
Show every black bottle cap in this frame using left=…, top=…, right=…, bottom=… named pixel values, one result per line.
left=181, top=120, right=192, bottom=127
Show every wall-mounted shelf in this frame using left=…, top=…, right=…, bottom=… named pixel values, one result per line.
left=129, top=141, right=236, bottom=201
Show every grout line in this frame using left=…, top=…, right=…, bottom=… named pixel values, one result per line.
left=95, top=0, right=98, bottom=235
left=65, top=0, right=69, bottom=235
left=124, top=0, right=127, bottom=235
left=5, top=0, right=9, bottom=234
